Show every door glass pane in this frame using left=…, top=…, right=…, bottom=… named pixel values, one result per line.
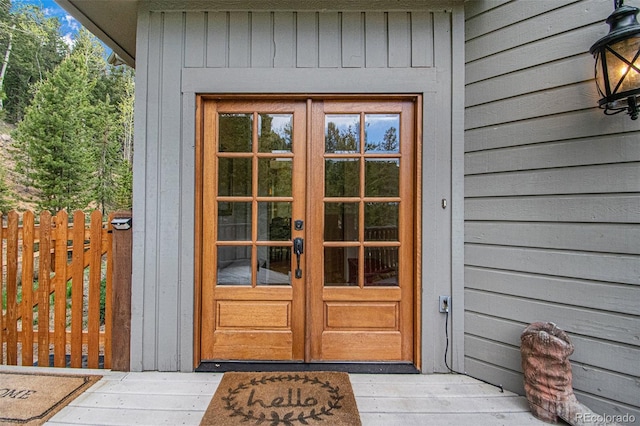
left=325, top=114, right=360, bottom=153
left=218, top=157, right=251, bottom=196
left=258, top=158, right=292, bottom=196
left=365, top=159, right=399, bottom=197
left=218, top=202, right=252, bottom=241
left=324, top=247, right=359, bottom=286
left=258, top=202, right=291, bottom=241
left=325, top=159, right=360, bottom=197
left=259, top=114, right=292, bottom=152
left=324, top=202, right=358, bottom=241
left=365, top=114, right=400, bottom=153
left=219, top=113, right=252, bottom=152
left=257, top=246, right=291, bottom=285
left=217, top=245, right=251, bottom=285
left=363, top=247, right=398, bottom=287
left=364, top=202, right=398, bottom=241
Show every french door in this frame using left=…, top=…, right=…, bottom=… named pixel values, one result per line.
left=199, top=97, right=417, bottom=364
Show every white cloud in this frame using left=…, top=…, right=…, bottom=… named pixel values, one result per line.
left=62, top=32, right=74, bottom=48
left=64, top=14, right=80, bottom=31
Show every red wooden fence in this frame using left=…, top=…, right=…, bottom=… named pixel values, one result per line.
left=1, top=210, right=113, bottom=369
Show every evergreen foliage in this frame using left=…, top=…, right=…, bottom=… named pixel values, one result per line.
left=11, top=23, right=134, bottom=213
left=0, top=162, right=11, bottom=211
left=112, top=66, right=134, bottom=211
left=14, top=35, right=97, bottom=212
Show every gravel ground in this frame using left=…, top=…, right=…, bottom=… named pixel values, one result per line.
left=2, top=341, right=105, bottom=367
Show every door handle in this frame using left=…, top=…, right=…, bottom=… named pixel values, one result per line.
left=293, top=237, right=304, bottom=279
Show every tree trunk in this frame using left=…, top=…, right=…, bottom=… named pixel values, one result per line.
left=0, top=24, right=15, bottom=110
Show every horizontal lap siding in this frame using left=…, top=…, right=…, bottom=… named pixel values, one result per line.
left=464, top=0, right=640, bottom=418
left=136, top=7, right=438, bottom=372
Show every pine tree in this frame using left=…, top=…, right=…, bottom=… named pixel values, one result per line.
left=113, top=159, right=132, bottom=210
left=111, top=67, right=134, bottom=211
left=92, top=94, right=119, bottom=214
left=13, top=32, right=97, bottom=213
left=74, top=30, right=135, bottom=213
left=13, top=28, right=135, bottom=213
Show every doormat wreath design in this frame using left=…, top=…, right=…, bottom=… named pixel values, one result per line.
left=0, top=370, right=101, bottom=425
left=200, top=372, right=361, bottom=426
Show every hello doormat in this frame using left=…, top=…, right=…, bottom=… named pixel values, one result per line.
left=200, top=372, right=361, bottom=426
left=0, top=371, right=101, bottom=425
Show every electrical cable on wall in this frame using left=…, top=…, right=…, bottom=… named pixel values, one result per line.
left=443, top=310, right=504, bottom=393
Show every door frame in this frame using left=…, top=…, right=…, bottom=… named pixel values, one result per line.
left=194, top=94, right=423, bottom=370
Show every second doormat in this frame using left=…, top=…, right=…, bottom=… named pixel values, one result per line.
left=200, top=371, right=361, bottom=426
left=0, top=370, right=101, bottom=425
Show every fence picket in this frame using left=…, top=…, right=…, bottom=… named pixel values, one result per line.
left=87, top=210, right=103, bottom=369
left=1, top=209, right=115, bottom=369
left=0, top=212, right=3, bottom=363
left=6, top=211, right=19, bottom=365
left=0, top=212, right=5, bottom=363
left=21, top=211, right=35, bottom=365
left=53, top=210, right=68, bottom=367
left=70, top=210, right=85, bottom=368
left=38, top=211, right=52, bottom=365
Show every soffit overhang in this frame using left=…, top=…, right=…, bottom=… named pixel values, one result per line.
left=55, top=0, right=138, bottom=67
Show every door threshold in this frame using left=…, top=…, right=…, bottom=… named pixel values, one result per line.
left=195, top=361, right=419, bottom=374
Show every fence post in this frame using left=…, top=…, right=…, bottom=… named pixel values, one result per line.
left=110, top=212, right=132, bottom=371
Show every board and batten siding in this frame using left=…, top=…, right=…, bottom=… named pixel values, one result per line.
left=464, top=0, right=640, bottom=419
left=131, top=2, right=465, bottom=374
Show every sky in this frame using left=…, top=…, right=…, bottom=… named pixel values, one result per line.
left=13, top=0, right=81, bottom=46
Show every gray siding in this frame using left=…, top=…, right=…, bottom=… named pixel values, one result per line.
left=464, top=0, right=640, bottom=418
left=132, top=3, right=464, bottom=373
left=181, top=11, right=436, bottom=69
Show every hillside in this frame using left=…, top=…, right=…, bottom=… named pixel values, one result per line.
left=0, top=121, right=38, bottom=212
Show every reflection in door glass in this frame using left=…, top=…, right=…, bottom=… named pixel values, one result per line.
left=325, top=115, right=360, bottom=153
left=219, top=114, right=252, bottom=152
left=257, top=202, right=291, bottom=241
left=365, top=114, right=400, bottom=153
left=365, top=159, right=399, bottom=197
left=257, top=246, right=291, bottom=285
left=258, top=158, right=292, bottom=196
left=218, top=157, right=251, bottom=196
left=217, top=245, right=251, bottom=285
left=364, top=202, right=398, bottom=241
left=324, top=203, right=358, bottom=241
left=217, top=202, right=251, bottom=241
left=325, top=159, right=360, bottom=197
left=258, top=114, right=292, bottom=152
left=324, top=247, right=359, bottom=286
left=363, top=247, right=398, bottom=286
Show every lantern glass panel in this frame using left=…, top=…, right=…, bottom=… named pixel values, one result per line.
left=604, top=36, right=640, bottom=95
left=595, top=52, right=607, bottom=98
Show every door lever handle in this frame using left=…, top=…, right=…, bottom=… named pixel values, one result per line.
left=293, top=237, right=304, bottom=278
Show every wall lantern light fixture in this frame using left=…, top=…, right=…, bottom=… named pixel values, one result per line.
left=590, top=0, right=640, bottom=120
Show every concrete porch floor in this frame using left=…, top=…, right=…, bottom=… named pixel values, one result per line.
left=2, top=366, right=546, bottom=425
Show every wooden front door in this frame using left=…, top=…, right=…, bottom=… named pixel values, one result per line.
left=199, top=98, right=416, bottom=364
